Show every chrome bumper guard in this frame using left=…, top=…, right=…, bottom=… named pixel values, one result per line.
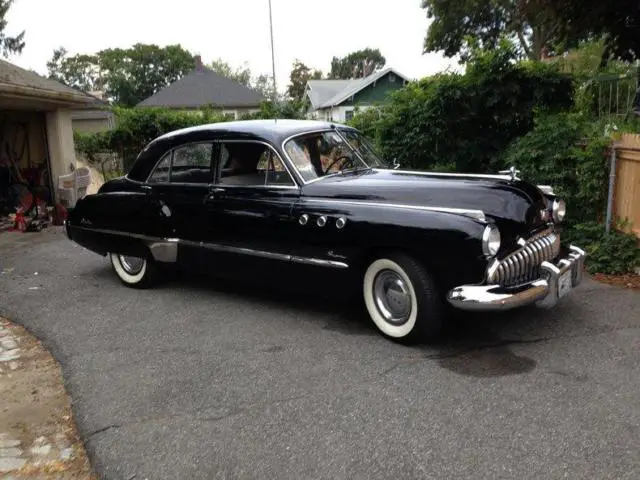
left=447, top=245, right=586, bottom=311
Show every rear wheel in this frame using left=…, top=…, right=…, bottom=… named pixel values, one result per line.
left=110, top=253, right=159, bottom=288
left=363, top=252, right=444, bottom=343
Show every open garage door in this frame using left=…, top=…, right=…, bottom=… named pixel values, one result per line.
left=0, top=110, right=52, bottom=230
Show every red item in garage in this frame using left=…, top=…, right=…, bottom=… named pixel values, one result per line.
left=10, top=207, right=27, bottom=232
left=51, top=203, right=68, bottom=226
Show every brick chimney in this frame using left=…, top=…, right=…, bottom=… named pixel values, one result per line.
left=194, top=54, right=203, bottom=70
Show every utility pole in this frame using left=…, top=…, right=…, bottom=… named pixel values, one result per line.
left=268, top=0, right=277, bottom=102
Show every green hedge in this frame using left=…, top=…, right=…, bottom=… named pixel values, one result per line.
left=350, top=45, right=574, bottom=172
left=75, top=101, right=305, bottom=171
left=500, top=111, right=611, bottom=226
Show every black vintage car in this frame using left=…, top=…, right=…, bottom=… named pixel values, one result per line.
left=65, top=120, right=586, bottom=342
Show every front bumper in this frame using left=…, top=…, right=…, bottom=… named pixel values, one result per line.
left=447, top=245, right=586, bottom=311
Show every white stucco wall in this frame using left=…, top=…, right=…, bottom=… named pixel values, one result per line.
left=46, top=108, right=77, bottom=203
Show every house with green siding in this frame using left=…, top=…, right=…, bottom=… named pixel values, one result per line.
left=304, top=68, right=410, bottom=123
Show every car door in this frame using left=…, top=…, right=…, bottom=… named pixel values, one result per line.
left=199, top=139, right=300, bottom=278
left=145, top=141, right=217, bottom=269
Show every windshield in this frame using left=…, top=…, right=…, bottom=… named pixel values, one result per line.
left=283, top=129, right=387, bottom=183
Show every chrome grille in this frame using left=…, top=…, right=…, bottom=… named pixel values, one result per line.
left=490, top=229, right=560, bottom=286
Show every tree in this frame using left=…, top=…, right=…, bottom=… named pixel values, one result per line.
left=209, top=58, right=276, bottom=99
left=555, top=0, right=640, bottom=63
left=0, top=0, right=24, bottom=57
left=329, top=48, right=386, bottom=79
left=46, top=48, right=101, bottom=92
left=421, top=0, right=563, bottom=62
left=209, top=58, right=252, bottom=86
left=47, top=44, right=195, bottom=106
left=286, top=60, right=322, bottom=101
left=421, top=0, right=640, bottom=63
left=251, top=73, right=276, bottom=100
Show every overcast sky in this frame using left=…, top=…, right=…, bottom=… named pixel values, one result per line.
left=6, top=0, right=460, bottom=91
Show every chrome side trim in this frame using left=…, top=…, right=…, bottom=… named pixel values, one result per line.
left=148, top=238, right=179, bottom=263
left=291, top=256, right=349, bottom=269
left=303, top=198, right=486, bottom=222
left=184, top=240, right=290, bottom=262
left=375, top=168, right=513, bottom=181
left=70, top=226, right=348, bottom=269
left=72, top=226, right=180, bottom=263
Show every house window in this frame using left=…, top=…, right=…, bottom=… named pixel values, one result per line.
left=345, top=110, right=354, bottom=122
left=389, top=73, right=396, bottom=83
left=222, top=110, right=238, bottom=120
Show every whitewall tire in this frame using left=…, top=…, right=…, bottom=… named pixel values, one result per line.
left=110, top=253, right=157, bottom=288
left=363, top=253, right=443, bottom=343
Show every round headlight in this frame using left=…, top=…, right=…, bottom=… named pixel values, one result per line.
left=552, top=199, right=566, bottom=223
left=482, top=224, right=501, bottom=257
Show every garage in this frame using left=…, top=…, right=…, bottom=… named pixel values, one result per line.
left=0, top=58, right=101, bottom=232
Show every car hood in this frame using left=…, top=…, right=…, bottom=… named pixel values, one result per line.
left=301, top=169, right=549, bottom=237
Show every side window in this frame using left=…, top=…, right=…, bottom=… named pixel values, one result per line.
left=170, top=143, right=213, bottom=183
left=218, top=142, right=295, bottom=187
left=147, top=143, right=213, bottom=184
left=147, top=153, right=171, bottom=183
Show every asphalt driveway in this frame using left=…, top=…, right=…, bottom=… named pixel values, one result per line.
left=1, top=228, right=639, bottom=479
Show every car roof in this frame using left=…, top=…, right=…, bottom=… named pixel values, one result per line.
left=154, top=119, right=353, bottom=145
left=127, top=119, right=357, bottom=182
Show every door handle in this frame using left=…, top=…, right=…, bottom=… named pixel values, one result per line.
left=204, top=187, right=226, bottom=204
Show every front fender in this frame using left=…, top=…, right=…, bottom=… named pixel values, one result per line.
left=293, top=199, right=491, bottom=289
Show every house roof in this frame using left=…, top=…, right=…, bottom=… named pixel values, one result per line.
left=306, top=68, right=410, bottom=109
left=306, top=79, right=357, bottom=109
left=0, top=58, right=101, bottom=106
left=137, top=65, right=266, bottom=109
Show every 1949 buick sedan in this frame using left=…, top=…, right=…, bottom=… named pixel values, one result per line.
left=65, top=119, right=586, bottom=342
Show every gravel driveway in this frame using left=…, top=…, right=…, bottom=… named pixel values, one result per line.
left=1, top=228, right=639, bottom=480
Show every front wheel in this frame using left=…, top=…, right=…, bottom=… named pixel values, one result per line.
left=110, top=253, right=159, bottom=288
left=363, top=253, right=444, bottom=343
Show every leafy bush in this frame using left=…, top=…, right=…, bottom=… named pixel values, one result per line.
left=350, top=43, right=574, bottom=172
left=500, top=111, right=611, bottom=225
left=74, top=130, right=110, bottom=163
left=239, top=100, right=306, bottom=120
left=563, top=221, right=640, bottom=274
left=74, top=101, right=304, bottom=171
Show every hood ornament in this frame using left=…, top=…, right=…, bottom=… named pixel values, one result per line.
left=499, top=166, right=521, bottom=181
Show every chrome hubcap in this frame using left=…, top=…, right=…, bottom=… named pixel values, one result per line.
left=118, top=255, right=144, bottom=275
left=373, top=269, right=412, bottom=325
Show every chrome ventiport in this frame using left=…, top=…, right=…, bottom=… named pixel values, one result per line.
left=336, top=217, right=347, bottom=229
left=317, top=216, right=327, bottom=227
left=299, top=214, right=309, bottom=226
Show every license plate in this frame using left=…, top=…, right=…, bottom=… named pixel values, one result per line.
left=558, top=270, right=572, bottom=298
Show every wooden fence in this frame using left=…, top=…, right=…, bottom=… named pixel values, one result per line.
left=614, top=133, right=640, bottom=238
